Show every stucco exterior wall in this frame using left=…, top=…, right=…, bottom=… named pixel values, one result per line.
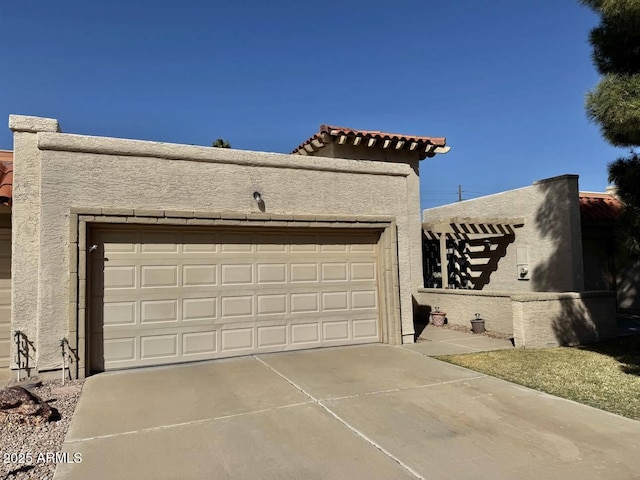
left=310, top=143, right=423, bottom=293
left=415, top=288, right=617, bottom=347
left=422, top=175, right=585, bottom=292
left=512, top=291, right=617, bottom=348
left=414, top=288, right=513, bottom=335
left=10, top=115, right=423, bottom=373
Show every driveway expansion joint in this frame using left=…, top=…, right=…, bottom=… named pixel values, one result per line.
left=64, top=401, right=314, bottom=444
left=321, top=375, right=488, bottom=403
left=254, top=355, right=428, bottom=480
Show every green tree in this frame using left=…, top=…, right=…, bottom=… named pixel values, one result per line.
left=582, top=0, right=640, bottom=256
left=212, top=138, right=231, bottom=148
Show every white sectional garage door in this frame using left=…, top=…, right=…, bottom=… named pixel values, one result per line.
left=90, top=226, right=381, bottom=371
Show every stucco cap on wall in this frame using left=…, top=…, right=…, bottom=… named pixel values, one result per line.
left=9, top=115, right=60, bottom=133
left=37, top=132, right=412, bottom=177
left=532, top=174, right=579, bottom=186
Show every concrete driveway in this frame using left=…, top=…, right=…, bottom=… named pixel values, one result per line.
left=55, top=344, right=640, bottom=480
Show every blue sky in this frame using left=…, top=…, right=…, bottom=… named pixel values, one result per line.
left=0, top=1, right=623, bottom=209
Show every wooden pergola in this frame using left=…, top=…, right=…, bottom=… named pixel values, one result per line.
left=422, top=217, right=525, bottom=288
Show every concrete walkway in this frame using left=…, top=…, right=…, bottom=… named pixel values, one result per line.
left=411, top=324, right=513, bottom=355
left=54, top=344, right=640, bottom=480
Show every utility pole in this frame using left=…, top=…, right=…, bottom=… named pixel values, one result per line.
left=458, top=184, right=462, bottom=202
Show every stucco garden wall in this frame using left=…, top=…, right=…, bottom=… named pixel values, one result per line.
left=416, top=288, right=617, bottom=348
left=422, top=175, right=585, bottom=292
left=512, top=291, right=617, bottom=348
left=10, top=115, right=422, bottom=374
left=414, top=288, right=513, bottom=335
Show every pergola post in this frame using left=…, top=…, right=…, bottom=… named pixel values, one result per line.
left=439, top=233, right=448, bottom=289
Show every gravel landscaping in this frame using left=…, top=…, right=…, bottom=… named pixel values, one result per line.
left=0, top=379, right=84, bottom=480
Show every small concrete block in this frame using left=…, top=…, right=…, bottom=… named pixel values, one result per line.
left=220, top=211, right=246, bottom=220
left=187, top=219, right=217, bottom=226
left=291, top=222, right=311, bottom=227
left=265, top=221, right=288, bottom=227
left=334, top=214, right=357, bottom=222
left=92, top=216, right=124, bottom=223
left=69, top=245, right=78, bottom=273
left=293, top=214, right=316, bottom=221
left=68, top=305, right=78, bottom=333
left=246, top=212, right=269, bottom=220
left=78, top=215, right=95, bottom=222
left=69, top=214, right=78, bottom=243
left=134, top=208, right=164, bottom=217
left=269, top=213, right=294, bottom=221
left=78, top=226, right=86, bottom=251
left=69, top=279, right=78, bottom=302
left=355, top=216, right=374, bottom=222
left=215, top=219, right=242, bottom=226
left=165, top=210, right=195, bottom=218
left=78, top=250, right=86, bottom=274
left=351, top=223, right=377, bottom=228
left=71, top=207, right=102, bottom=215
left=245, top=220, right=266, bottom=227
left=158, top=218, right=187, bottom=225
left=315, top=214, right=337, bottom=222
left=101, top=207, right=135, bottom=216
left=79, top=278, right=86, bottom=299
left=131, top=217, right=159, bottom=224
left=194, top=211, right=222, bottom=219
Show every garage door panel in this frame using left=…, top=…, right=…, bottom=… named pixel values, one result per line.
left=141, top=265, right=178, bottom=288
left=290, top=263, right=318, bottom=282
left=183, top=264, right=217, bottom=286
left=290, top=323, right=320, bottom=344
left=256, top=263, right=287, bottom=283
left=92, top=226, right=381, bottom=371
left=290, top=292, right=319, bottom=313
left=221, top=328, right=254, bottom=351
left=220, top=295, right=254, bottom=318
left=353, top=319, right=379, bottom=339
left=323, top=321, right=349, bottom=341
left=220, top=264, right=253, bottom=285
left=183, top=331, right=217, bottom=356
left=183, top=297, right=217, bottom=321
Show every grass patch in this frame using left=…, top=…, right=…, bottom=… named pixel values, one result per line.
left=435, top=335, right=640, bottom=420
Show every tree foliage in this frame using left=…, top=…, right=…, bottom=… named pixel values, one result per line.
left=582, top=0, right=640, bottom=146
left=583, top=0, right=640, bottom=257
left=212, top=138, right=231, bottom=148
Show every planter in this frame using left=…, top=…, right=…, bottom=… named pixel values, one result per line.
left=430, top=311, right=447, bottom=327
left=470, top=318, right=485, bottom=334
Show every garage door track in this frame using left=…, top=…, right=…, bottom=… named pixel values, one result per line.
left=55, top=345, right=640, bottom=480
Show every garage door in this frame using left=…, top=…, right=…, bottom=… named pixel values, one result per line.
left=0, top=228, right=11, bottom=369
left=90, top=226, right=381, bottom=371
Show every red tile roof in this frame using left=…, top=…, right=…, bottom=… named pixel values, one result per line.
left=579, top=191, right=622, bottom=222
left=292, top=124, right=449, bottom=159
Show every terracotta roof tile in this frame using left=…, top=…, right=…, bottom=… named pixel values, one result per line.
left=292, top=124, right=448, bottom=159
left=579, top=191, right=622, bottom=222
left=0, top=151, right=13, bottom=206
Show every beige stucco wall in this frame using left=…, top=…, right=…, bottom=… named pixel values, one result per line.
left=422, top=175, right=585, bottom=292
left=414, top=288, right=513, bottom=335
left=415, top=288, right=617, bottom=347
left=10, top=115, right=424, bottom=373
left=309, top=143, right=423, bottom=293
left=512, top=291, right=617, bottom=348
